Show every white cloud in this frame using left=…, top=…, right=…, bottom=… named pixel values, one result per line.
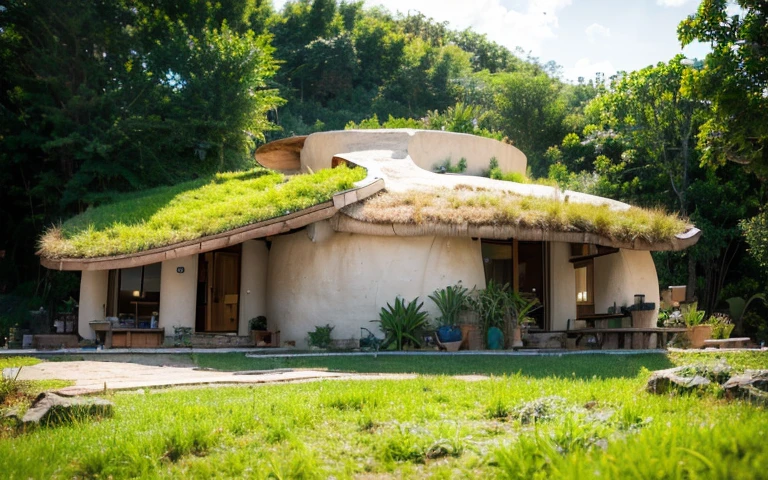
left=563, top=57, right=618, bottom=83
left=585, top=23, right=610, bottom=43
left=273, top=0, right=573, bottom=55
left=655, top=0, right=694, bottom=7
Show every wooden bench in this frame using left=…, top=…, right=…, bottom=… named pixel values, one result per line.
left=566, top=328, right=688, bottom=350
left=703, top=337, right=751, bottom=349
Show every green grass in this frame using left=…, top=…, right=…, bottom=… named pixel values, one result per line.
left=1, top=352, right=768, bottom=478
left=1, top=357, right=72, bottom=427
left=0, top=356, right=42, bottom=370
left=357, top=186, right=689, bottom=244
left=191, top=352, right=677, bottom=378
left=39, top=165, right=366, bottom=258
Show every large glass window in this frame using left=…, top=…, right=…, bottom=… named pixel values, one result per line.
left=107, top=263, right=161, bottom=326
left=481, top=241, right=513, bottom=286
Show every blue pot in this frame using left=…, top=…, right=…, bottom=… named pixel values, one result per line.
left=487, top=326, right=504, bottom=350
left=437, top=325, right=462, bottom=343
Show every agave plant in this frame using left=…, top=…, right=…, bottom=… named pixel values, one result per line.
left=376, top=297, right=430, bottom=350
left=428, top=283, right=470, bottom=327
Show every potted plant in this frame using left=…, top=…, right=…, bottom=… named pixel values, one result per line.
left=428, top=283, right=468, bottom=347
left=508, top=292, right=540, bottom=348
left=249, top=316, right=268, bottom=345
left=681, top=302, right=711, bottom=348
left=467, top=280, right=510, bottom=349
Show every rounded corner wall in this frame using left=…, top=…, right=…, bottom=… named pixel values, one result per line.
left=408, top=130, right=527, bottom=176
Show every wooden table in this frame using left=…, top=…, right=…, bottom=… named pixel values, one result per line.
left=111, top=328, right=165, bottom=348
left=90, top=322, right=164, bottom=348
left=574, top=313, right=628, bottom=329
left=569, top=327, right=687, bottom=350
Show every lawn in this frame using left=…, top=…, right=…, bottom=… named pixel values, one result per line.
left=1, top=352, right=767, bottom=478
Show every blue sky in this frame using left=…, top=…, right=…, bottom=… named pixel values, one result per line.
left=272, top=0, right=716, bottom=82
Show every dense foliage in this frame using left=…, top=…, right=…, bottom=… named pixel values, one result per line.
left=0, top=0, right=766, bottom=342
left=0, top=0, right=281, bottom=330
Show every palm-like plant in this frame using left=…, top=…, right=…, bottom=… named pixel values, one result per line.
left=376, top=297, right=430, bottom=350
left=508, top=291, right=541, bottom=326
left=428, top=283, right=470, bottom=327
left=467, top=280, right=511, bottom=335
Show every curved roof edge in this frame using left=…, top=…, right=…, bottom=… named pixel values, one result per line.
left=330, top=214, right=702, bottom=252
left=40, top=176, right=384, bottom=271
left=254, top=135, right=306, bottom=171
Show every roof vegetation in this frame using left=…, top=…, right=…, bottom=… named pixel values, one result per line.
left=40, top=166, right=366, bottom=259
left=348, top=186, right=690, bottom=245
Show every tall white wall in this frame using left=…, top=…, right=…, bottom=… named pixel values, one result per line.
left=158, top=255, right=198, bottom=335
left=266, top=226, right=486, bottom=348
left=549, top=242, right=577, bottom=331
left=594, top=249, right=659, bottom=316
left=78, top=270, right=108, bottom=340
left=239, top=240, right=269, bottom=335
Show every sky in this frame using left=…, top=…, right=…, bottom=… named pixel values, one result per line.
left=272, top=0, right=716, bottom=82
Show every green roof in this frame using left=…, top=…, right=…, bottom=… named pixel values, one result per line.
left=40, top=166, right=366, bottom=259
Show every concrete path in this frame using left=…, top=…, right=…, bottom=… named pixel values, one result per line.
left=11, top=361, right=376, bottom=395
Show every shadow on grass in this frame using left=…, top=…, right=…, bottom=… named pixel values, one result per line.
left=191, top=352, right=676, bottom=380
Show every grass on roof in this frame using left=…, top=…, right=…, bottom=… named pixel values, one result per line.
left=353, top=185, right=689, bottom=244
left=39, top=166, right=366, bottom=259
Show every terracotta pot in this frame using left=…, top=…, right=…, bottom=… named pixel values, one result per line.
left=686, top=325, right=713, bottom=348
left=511, top=324, right=523, bottom=348
left=459, top=324, right=483, bottom=350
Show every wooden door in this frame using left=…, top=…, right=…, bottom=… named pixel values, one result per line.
left=209, top=251, right=240, bottom=332
left=518, top=241, right=546, bottom=328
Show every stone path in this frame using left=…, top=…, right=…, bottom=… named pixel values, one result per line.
left=11, top=361, right=414, bottom=395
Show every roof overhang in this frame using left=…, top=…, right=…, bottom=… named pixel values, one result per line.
left=331, top=212, right=702, bottom=252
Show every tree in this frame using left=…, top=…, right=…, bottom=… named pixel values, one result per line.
left=567, top=57, right=764, bottom=314
left=679, top=0, right=768, bottom=179
left=679, top=0, right=768, bottom=277
left=0, top=0, right=281, bottom=298
left=487, top=71, right=567, bottom=176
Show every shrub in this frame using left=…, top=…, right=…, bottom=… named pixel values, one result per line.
left=307, top=324, right=334, bottom=349
left=376, top=297, right=429, bottom=350
left=249, top=316, right=267, bottom=331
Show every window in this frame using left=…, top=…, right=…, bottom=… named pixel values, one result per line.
left=574, top=260, right=593, bottom=305
left=106, top=263, right=162, bottom=324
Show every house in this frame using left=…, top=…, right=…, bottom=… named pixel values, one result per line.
left=38, top=129, right=701, bottom=347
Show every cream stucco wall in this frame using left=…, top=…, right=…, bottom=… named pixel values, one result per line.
left=548, top=242, right=577, bottom=331
left=408, top=130, right=526, bottom=176
left=594, top=249, right=660, bottom=317
left=158, top=255, right=198, bottom=335
left=300, top=129, right=526, bottom=176
left=239, top=240, right=269, bottom=335
left=266, top=224, right=486, bottom=348
left=78, top=270, right=108, bottom=339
